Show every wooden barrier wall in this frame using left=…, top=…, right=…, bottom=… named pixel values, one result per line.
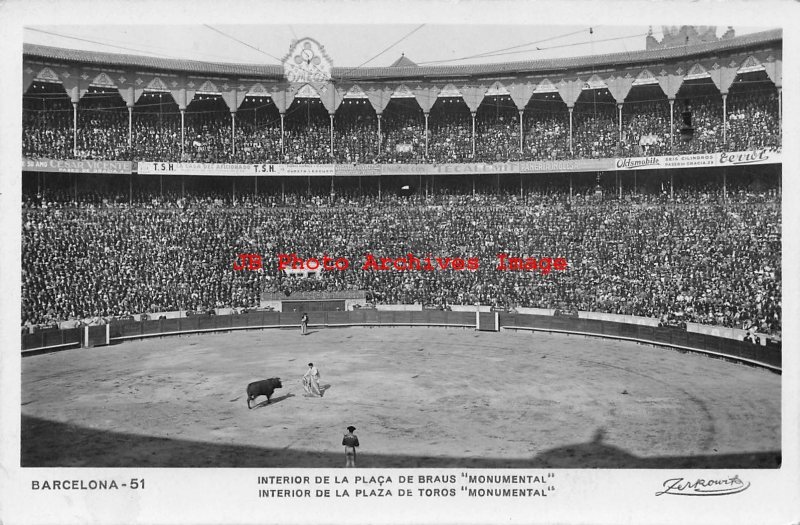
left=498, top=314, right=781, bottom=369
left=21, top=311, right=780, bottom=370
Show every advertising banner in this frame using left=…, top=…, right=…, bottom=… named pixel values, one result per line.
left=138, top=162, right=255, bottom=176
left=281, top=164, right=335, bottom=176
left=137, top=162, right=336, bottom=176
left=382, top=162, right=519, bottom=176
left=614, top=148, right=781, bottom=171
left=333, top=164, right=382, bottom=176
left=428, top=162, right=520, bottom=175
left=381, top=159, right=615, bottom=175
left=22, top=158, right=132, bottom=174
left=27, top=149, right=781, bottom=177
left=519, top=158, right=614, bottom=173
left=379, top=164, right=430, bottom=175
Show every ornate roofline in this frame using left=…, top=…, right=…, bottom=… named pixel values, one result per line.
left=23, top=28, right=780, bottom=82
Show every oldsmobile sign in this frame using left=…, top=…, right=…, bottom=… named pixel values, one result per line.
left=615, top=148, right=781, bottom=170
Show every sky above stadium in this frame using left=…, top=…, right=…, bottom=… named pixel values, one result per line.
left=24, top=24, right=771, bottom=69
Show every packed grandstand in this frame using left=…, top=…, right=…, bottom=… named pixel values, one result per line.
left=21, top=27, right=782, bottom=342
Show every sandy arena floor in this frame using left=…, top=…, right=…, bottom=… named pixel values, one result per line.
left=21, top=326, right=781, bottom=468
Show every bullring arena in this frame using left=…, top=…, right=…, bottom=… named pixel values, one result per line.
left=19, top=24, right=783, bottom=472
left=22, top=325, right=780, bottom=468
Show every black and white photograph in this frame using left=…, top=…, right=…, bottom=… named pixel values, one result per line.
left=0, top=1, right=798, bottom=524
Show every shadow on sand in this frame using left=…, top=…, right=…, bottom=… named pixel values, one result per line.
left=250, top=392, right=295, bottom=409
left=21, top=416, right=780, bottom=468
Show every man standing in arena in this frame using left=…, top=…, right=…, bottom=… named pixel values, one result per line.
left=300, top=312, right=309, bottom=335
left=342, top=426, right=359, bottom=467
left=302, top=362, right=322, bottom=396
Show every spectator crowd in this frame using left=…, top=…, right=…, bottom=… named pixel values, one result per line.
left=23, top=85, right=781, bottom=165
left=22, top=183, right=781, bottom=339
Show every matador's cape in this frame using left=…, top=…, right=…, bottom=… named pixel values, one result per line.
left=302, top=375, right=322, bottom=397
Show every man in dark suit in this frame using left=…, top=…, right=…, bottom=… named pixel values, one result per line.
left=342, top=426, right=359, bottom=468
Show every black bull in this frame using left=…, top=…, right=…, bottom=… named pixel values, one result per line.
left=246, top=378, right=283, bottom=408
